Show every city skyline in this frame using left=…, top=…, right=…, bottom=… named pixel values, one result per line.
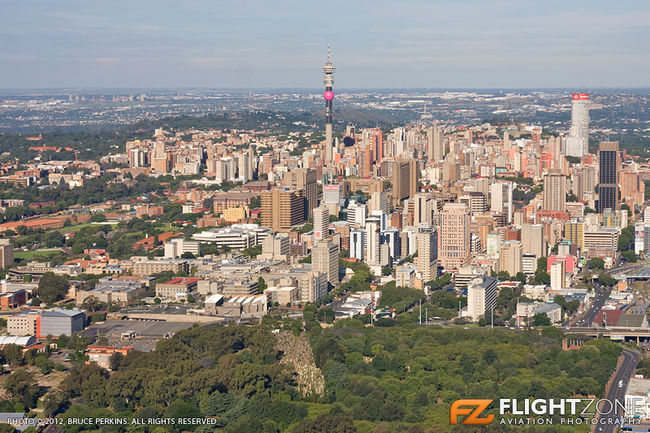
left=2, top=0, right=650, bottom=89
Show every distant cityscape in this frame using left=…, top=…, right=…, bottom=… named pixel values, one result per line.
left=1, top=49, right=650, bottom=433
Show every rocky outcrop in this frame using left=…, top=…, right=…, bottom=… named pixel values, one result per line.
left=275, top=331, right=325, bottom=397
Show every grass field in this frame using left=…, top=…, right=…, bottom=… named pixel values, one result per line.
left=14, top=249, right=65, bottom=260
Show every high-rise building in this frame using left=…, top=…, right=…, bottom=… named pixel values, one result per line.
left=564, top=221, right=586, bottom=250
left=620, top=170, right=644, bottom=204
left=542, top=172, right=567, bottom=212
left=550, top=260, right=566, bottom=290
left=521, top=223, right=545, bottom=258
left=427, top=124, right=444, bottom=162
left=415, top=228, right=438, bottom=283
left=346, top=201, right=366, bottom=227
left=368, top=191, right=388, bottom=214
left=438, top=203, right=470, bottom=270
left=467, top=276, right=498, bottom=322
left=322, top=45, right=335, bottom=162
left=350, top=229, right=367, bottom=261
left=597, top=141, right=620, bottom=213
left=313, top=205, right=329, bottom=241
left=499, top=240, right=522, bottom=276
left=566, top=93, right=590, bottom=157
left=283, top=168, right=317, bottom=219
left=0, top=241, right=13, bottom=269
left=260, top=188, right=306, bottom=233
left=490, top=182, right=513, bottom=223
left=312, top=239, right=339, bottom=287
left=413, top=193, right=433, bottom=226
left=365, top=220, right=380, bottom=266
left=391, top=159, right=418, bottom=208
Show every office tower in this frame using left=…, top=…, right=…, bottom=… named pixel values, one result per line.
left=571, top=166, right=596, bottom=198
left=323, top=184, right=343, bottom=215
left=566, top=93, right=590, bottom=157
left=260, top=234, right=290, bottom=261
left=459, top=191, right=488, bottom=215
left=521, top=223, right=545, bottom=258
left=313, top=205, right=329, bottom=241
left=350, top=229, right=367, bottom=261
left=0, top=241, right=13, bottom=269
left=597, top=141, right=620, bottom=213
left=152, top=141, right=170, bottom=173
left=490, top=182, right=513, bottom=223
left=312, top=239, right=339, bottom=287
left=260, top=188, right=306, bottom=233
left=438, top=203, right=470, bottom=270
left=368, top=191, right=388, bottom=214
left=415, top=228, right=438, bottom=283
left=413, top=193, right=433, bottom=226
left=620, top=170, right=644, bottom=204
left=346, top=201, right=366, bottom=227
left=550, top=260, right=566, bottom=290
left=365, top=220, right=380, bottom=266
left=499, top=240, right=522, bottom=276
left=542, top=172, right=567, bottom=212
left=503, top=131, right=510, bottom=150
left=467, top=276, right=498, bottom=322
left=391, top=159, right=419, bottom=207
left=427, top=124, right=444, bottom=162
left=283, top=168, right=317, bottom=218
left=322, top=45, right=335, bottom=162
left=382, top=227, right=401, bottom=264
left=563, top=221, right=585, bottom=250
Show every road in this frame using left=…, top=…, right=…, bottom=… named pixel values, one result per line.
left=575, top=283, right=610, bottom=327
left=594, top=348, right=638, bottom=433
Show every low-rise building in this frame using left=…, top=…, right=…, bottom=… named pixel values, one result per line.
left=38, top=308, right=86, bottom=337
left=7, top=311, right=39, bottom=336
left=86, top=346, right=133, bottom=370
left=155, top=277, right=199, bottom=299
left=264, top=286, right=299, bottom=305
left=132, top=259, right=189, bottom=276
left=516, top=302, right=562, bottom=325
left=77, top=279, right=147, bottom=306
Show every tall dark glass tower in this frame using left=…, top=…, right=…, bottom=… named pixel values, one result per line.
left=597, top=141, right=619, bottom=213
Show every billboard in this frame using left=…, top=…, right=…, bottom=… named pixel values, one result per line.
left=572, top=93, right=589, bottom=100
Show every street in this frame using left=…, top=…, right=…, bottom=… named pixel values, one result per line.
left=575, top=283, right=610, bottom=327
left=594, top=348, right=638, bottom=433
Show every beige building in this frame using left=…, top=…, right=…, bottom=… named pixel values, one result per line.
left=312, top=239, right=339, bottom=287
left=132, top=260, right=189, bottom=276
left=222, top=206, right=250, bottom=223
left=438, top=203, right=470, bottom=270
left=542, top=172, right=567, bottom=212
left=499, top=240, right=522, bottom=276
left=7, top=311, right=39, bottom=336
left=260, top=188, right=306, bottom=233
left=260, top=234, right=290, bottom=261
left=283, top=168, right=317, bottom=218
left=264, top=286, right=299, bottom=305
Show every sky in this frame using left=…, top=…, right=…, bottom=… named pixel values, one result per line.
left=1, top=0, right=650, bottom=89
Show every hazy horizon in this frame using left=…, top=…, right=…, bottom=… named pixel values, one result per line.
left=2, top=0, right=650, bottom=89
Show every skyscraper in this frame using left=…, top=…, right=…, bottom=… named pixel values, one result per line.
left=566, top=93, right=590, bottom=158
left=597, top=141, right=620, bottom=213
left=427, top=124, right=444, bottom=162
left=322, top=45, right=335, bottom=162
left=542, top=172, right=567, bottom=212
left=438, top=203, right=470, bottom=270
left=283, top=168, right=317, bottom=218
left=391, top=159, right=419, bottom=208
left=415, top=228, right=438, bottom=283
left=312, top=239, right=339, bottom=287
left=260, top=188, right=306, bottom=233
left=313, top=205, right=329, bottom=241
